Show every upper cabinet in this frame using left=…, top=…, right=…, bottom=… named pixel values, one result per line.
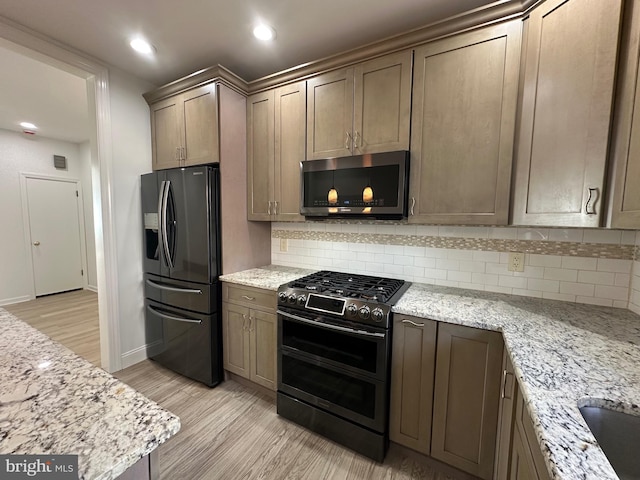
left=306, top=50, right=412, bottom=160
left=247, top=81, right=306, bottom=221
left=609, top=0, right=640, bottom=229
left=511, top=0, right=624, bottom=227
left=150, top=83, right=220, bottom=170
left=408, top=21, right=522, bottom=225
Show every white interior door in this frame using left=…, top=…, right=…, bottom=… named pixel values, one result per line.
left=26, top=177, right=84, bottom=296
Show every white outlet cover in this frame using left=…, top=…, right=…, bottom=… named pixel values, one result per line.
left=508, top=252, right=525, bottom=272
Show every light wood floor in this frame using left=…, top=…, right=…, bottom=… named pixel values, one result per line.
left=116, top=360, right=479, bottom=480
left=4, top=289, right=101, bottom=367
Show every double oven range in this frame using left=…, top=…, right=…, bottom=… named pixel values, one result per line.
left=276, top=271, right=409, bottom=461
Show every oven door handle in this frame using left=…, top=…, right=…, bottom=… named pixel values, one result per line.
left=277, top=309, right=386, bottom=338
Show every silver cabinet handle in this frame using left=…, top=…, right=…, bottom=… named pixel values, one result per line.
left=146, top=305, right=202, bottom=324
left=410, top=197, right=416, bottom=216
left=273, top=201, right=278, bottom=215
left=585, top=187, right=599, bottom=215
left=242, top=313, right=248, bottom=331
left=146, top=279, right=202, bottom=294
left=181, top=146, right=185, bottom=161
left=501, top=370, right=514, bottom=399
left=175, top=147, right=180, bottom=161
left=354, top=131, right=360, bottom=149
left=268, top=201, right=272, bottom=215
left=345, top=131, right=352, bottom=150
left=33, top=241, right=40, bottom=246
left=242, top=295, right=255, bottom=301
left=248, top=317, right=254, bottom=332
left=401, top=319, right=424, bottom=327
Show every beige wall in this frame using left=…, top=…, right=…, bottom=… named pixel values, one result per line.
left=272, top=222, right=639, bottom=311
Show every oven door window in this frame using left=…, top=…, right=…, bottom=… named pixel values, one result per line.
left=281, top=315, right=382, bottom=374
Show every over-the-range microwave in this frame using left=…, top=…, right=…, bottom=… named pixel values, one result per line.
left=300, top=150, right=410, bottom=219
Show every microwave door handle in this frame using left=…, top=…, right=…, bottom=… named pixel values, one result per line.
left=277, top=309, right=385, bottom=338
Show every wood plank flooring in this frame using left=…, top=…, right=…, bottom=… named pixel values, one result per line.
left=3, top=289, right=101, bottom=367
left=116, top=360, right=479, bottom=480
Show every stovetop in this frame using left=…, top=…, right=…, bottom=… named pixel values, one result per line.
left=277, top=271, right=410, bottom=328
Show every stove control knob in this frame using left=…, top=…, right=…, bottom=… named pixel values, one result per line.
left=358, top=306, right=370, bottom=320
left=297, top=295, right=307, bottom=306
left=288, top=294, right=297, bottom=304
left=278, top=292, right=287, bottom=303
left=371, top=308, right=384, bottom=323
left=346, top=304, right=358, bottom=316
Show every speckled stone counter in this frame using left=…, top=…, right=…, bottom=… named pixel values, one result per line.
left=220, top=265, right=316, bottom=291
left=0, top=309, right=180, bottom=480
left=394, top=283, right=640, bottom=480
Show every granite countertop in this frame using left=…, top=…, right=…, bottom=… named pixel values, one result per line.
left=0, top=309, right=180, bottom=480
left=220, top=265, right=317, bottom=291
left=394, top=283, right=640, bottom=480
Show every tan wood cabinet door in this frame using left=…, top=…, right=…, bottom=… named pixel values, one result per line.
left=247, top=90, right=275, bottom=220
left=353, top=51, right=412, bottom=154
left=249, top=308, right=277, bottom=390
left=274, top=81, right=305, bottom=221
left=150, top=96, right=182, bottom=170
left=222, top=302, right=251, bottom=379
left=610, top=0, right=640, bottom=229
left=307, top=67, right=354, bottom=159
left=409, top=21, right=521, bottom=225
left=508, top=427, right=538, bottom=480
left=182, top=84, right=220, bottom=167
left=512, top=0, right=623, bottom=226
left=389, top=315, right=436, bottom=455
left=431, top=323, right=504, bottom=480
left=495, top=350, right=517, bottom=480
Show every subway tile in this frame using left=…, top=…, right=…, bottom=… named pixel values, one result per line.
left=561, top=256, right=598, bottom=271
left=383, top=264, right=404, bottom=275
left=512, top=288, right=543, bottom=298
left=613, top=300, right=629, bottom=309
left=393, top=225, right=417, bottom=236
left=436, top=279, right=460, bottom=288
left=416, top=225, right=440, bottom=237
left=596, top=258, right=632, bottom=273
left=365, top=244, right=386, bottom=254
left=472, top=251, right=501, bottom=263
left=302, top=239, right=319, bottom=249
left=621, top=230, right=637, bottom=245
left=543, top=268, right=578, bottom=282
left=458, top=283, right=486, bottom=291
left=459, top=261, right=486, bottom=273
left=423, top=268, right=448, bottom=280
left=583, top=229, right=622, bottom=245
left=332, top=242, right=349, bottom=251
left=560, top=282, right=595, bottom=297
left=404, top=265, right=425, bottom=277
left=577, top=270, right=615, bottom=285
left=577, top=296, right=613, bottom=307
left=527, top=278, right=560, bottom=293
left=393, top=255, right=414, bottom=266
left=316, top=258, right=334, bottom=269
left=374, top=253, right=394, bottom=264
left=461, top=227, right=489, bottom=239
left=615, top=273, right=631, bottom=287
left=436, top=259, right=460, bottom=271
left=489, top=227, right=518, bottom=240
left=323, top=223, right=344, bottom=233
left=351, top=243, right=368, bottom=253
left=485, top=285, right=513, bottom=295
left=357, top=224, right=378, bottom=234
left=424, top=247, right=449, bottom=259
left=356, top=252, right=376, bottom=262
left=487, top=262, right=511, bottom=276
left=631, top=302, right=640, bottom=315
left=448, top=271, right=472, bottom=283
left=438, top=226, right=466, bottom=237
left=446, top=249, right=475, bottom=261
left=384, top=244, right=405, bottom=255
left=499, top=252, right=510, bottom=264
left=543, top=292, right=576, bottom=302
left=513, top=266, right=545, bottom=279
left=594, top=285, right=629, bottom=301
left=404, top=245, right=426, bottom=257
left=472, top=273, right=499, bottom=286
left=499, top=275, right=528, bottom=289
left=374, top=224, right=396, bottom=235
left=517, top=228, right=550, bottom=240
left=528, top=254, right=562, bottom=268
left=332, top=258, right=350, bottom=269
left=306, top=222, right=326, bottom=232
left=415, top=257, right=436, bottom=268
left=364, top=262, right=384, bottom=273
left=548, top=228, right=584, bottom=243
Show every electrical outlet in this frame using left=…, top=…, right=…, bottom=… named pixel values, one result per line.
left=508, top=252, right=525, bottom=272
left=280, top=238, right=288, bottom=252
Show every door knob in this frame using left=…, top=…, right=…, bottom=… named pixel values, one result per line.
left=33, top=241, right=40, bottom=246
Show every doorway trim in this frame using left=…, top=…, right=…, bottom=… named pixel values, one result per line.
left=0, top=16, right=121, bottom=372
left=19, top=173, right=90, bottom=297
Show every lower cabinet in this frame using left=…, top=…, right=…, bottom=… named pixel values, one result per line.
left=390, top=317, right=504, bottom=480
left=221, top=283, right=277, bottom=391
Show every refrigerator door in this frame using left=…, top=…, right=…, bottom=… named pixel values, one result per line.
left=145, top=298, right=222, bottom=387
left=144, top=273, right=218, bottom=315
left=164, top=166, right=220, bottom=284
left=141, top=171, right=167, bottom=277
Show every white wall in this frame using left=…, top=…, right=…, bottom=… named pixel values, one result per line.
left=107, top=67, right=156, bottom=368
left=79, top=141, right=97, bottom=289
left=0, top=129, right=94, bottom=304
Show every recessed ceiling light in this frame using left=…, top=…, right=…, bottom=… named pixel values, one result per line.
left=20, top=122, right=37, bottom=130
left=253, top=24, right=276, bottom=41
left=130, top=38, right=155, bottom=55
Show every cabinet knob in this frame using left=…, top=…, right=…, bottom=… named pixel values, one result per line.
left=33, top=241, right=40, bottom=246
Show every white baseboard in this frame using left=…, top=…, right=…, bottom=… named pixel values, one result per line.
left=86, top=285, right=98, bottom=293
left=119, top=340, right=163, bottom=370
left=0, top=294, right=33, bottom=307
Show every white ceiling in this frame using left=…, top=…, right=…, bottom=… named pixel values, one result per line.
left=0, top=0, right=495, bottom=143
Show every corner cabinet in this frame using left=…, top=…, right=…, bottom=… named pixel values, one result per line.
left=610, top=0, right=640, bottom=229
left=389, top=315, right=437, bottom=455
left=149, top=83, right=220, bottom=170
left=247, top=82, right=306, bottom=221
left=408, top=21, right=521, bottom=225
left=511, top=0, right=624, bottom=226
left=222, top=283, right=277, bottom=391
left=306, top=50, right=412, bottom=159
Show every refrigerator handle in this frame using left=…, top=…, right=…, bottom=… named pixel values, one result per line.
left=160, top=180, right=174, bottom=269
left=146, top=279, right=202, bottom=294
left=147, top=305, right=202, bottom=324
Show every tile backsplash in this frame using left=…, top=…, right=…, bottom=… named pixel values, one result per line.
left=272, top=223, right=640, bottom=311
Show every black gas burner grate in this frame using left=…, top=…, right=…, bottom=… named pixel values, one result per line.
left=290, top=271, right=405, bottom=304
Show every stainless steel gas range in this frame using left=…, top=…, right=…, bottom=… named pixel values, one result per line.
left=276, top=270, right=410, bottom=461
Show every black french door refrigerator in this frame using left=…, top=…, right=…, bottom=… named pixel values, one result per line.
left=141, top=164, right=222, bottom=387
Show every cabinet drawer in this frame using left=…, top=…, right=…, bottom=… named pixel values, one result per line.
left=223, top=283, right=275, bottom=310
